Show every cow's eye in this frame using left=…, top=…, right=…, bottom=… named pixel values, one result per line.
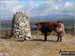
left=35, top=23, right=37, bottom=25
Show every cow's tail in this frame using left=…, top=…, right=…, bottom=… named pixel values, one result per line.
left=61, top=23, right=65, bottom=35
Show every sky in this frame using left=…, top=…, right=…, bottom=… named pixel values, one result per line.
left=0, top=0, right=74, bottom=19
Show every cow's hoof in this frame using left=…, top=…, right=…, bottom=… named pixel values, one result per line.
left=56, top=40, right=59, bottom=42
left=59, top=41, right=62, bottom=42
left=44, top=40, right=47, bottom=42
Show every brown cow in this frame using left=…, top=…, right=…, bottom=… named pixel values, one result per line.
left=35, top=21, right=65, bottom=42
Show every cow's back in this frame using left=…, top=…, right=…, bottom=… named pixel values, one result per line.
left=40, top=22, right=57, bottom=32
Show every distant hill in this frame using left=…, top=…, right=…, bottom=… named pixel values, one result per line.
left=30, top=15, right=74, bottom=20
left=0, top=18, right=74, bottom=28
left=0, top=20, right=12, bottom=28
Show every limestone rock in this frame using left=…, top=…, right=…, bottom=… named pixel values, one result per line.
left=11, top=11, right=31, bottom=39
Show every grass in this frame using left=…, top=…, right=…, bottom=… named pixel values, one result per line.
left=0, top=34, right=75, bottom=56
left=0, top=27, right=75, bottom=56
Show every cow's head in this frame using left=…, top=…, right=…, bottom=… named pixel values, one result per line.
left=35, top=22, right=42, bottom=30
left=56, top=21, right=63, bottom=28
left=57, top=21, right=63, bottom=23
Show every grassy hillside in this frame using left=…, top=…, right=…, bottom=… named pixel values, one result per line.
left=0, top=19, right=74, bottom=28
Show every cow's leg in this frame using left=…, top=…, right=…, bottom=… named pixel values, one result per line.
left=44, top=33, right=47, bottom=41
left=59, top=32, right=62, bottom=42
left=57, top=32, right=60, bottom=42
left=59, top=35, right=62, bottom=42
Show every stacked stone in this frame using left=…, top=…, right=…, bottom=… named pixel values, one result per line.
left=11, top=11, right=31, bottom=40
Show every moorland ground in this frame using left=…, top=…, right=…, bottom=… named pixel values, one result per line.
left=0, top=28, right=75, bottom=56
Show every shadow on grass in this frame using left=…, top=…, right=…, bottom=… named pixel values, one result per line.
left=15, top=39, right=44, bottom=42
left=0, top=36, right=10, bottom=39
left=47, top=40, right=56, bottom=42
left=30, top=39, right=44, bottom=41
left=31, top=39, right=56, bottom=42
left=0, top=36, right=56, bottom=42
left=16, top=39, right=57, bottom=42
left=16, top=40, right=25, bottom=42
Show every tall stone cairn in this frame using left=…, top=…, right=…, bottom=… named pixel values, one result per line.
left=11, top=11, right=31, bottom=40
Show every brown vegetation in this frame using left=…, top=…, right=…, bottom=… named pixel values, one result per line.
left=0, top=27, right=74, bottom=56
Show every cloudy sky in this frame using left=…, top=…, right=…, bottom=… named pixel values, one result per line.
left=0, top=0, right=74, bottom=19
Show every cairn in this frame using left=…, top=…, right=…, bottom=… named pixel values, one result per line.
left=11, top=11, right=31, bottom=40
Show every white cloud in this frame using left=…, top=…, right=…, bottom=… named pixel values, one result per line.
left=12, top=5, right=23, bottom=13
left=57, top=0, right=67, bottom=2
left=54, top=5, right=59, bottom=10
left=35, top=4, right=39, bottom=8
left=28, top=1, right=54, bottom=16
left=65, top=2, right=71, bottom=7
left=1, top=1, right=26, bottom=18
left=1, top=0, right=18, bottom=1
left=26, top=3, right=40, bottom=13
left=28, top=1, right=74, bottom=17
left=0, top=0, right=74, bottom=19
